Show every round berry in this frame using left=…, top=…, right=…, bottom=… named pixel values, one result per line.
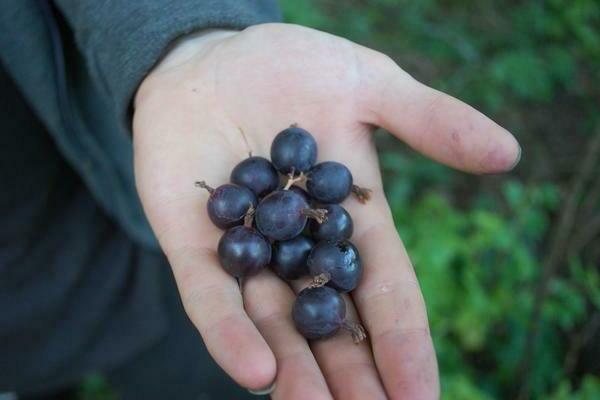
left=255, top=190, right=310, bottom=241
left=310, top=204, right=353, bottom=241
left=271, top=236, right=314, bottom=280
left=270, top=126, right=317, bottom=174
left=230, top=156, right=280, bottom=198
left=307, top=240, right=362, bottom=292
left=288, top=185, right=311, bottom=205
left=292, top=286, right=345, bottom=340
left=218, top=226, right=271, bottom=278
left=198, top=182, right=257, bottom=230
left=306, top=161, right=353, bottom=204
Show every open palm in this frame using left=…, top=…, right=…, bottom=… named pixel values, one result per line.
left=133, top=24, right=519, bottom=399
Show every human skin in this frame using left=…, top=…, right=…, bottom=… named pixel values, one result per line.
left=133, top=23, right=520, bottom=399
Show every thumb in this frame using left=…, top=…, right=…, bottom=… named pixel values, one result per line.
left=357, top=47, right=521, bottom=174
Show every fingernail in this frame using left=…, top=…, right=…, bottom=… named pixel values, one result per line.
left=248, top=380, right=277, bottom=396
left=509, top=144, right=522, bottom=170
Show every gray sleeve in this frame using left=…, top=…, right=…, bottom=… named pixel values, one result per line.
left=54, top=0, right=281, bottom=123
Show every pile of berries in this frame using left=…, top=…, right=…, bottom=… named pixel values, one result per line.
left=196, top=125, right=370, bottom=343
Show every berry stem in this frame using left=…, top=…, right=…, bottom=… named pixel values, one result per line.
left=302, top=208, right=328, bottom=224
left=237, top=127, right=253, bottom=157
left=308, top=273, right=331, bottom=288
left=243, top=205, right=255, bottom=227
left=283, top=170, right=306, bottom=190
left=351, top=185, right=372, bottom=204
left=342, top=321, right=367, bottom=344
left=195, top=180, right=214, bottom=194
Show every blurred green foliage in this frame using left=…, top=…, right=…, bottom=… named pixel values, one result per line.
left=77, top=375, right=118, bottom=400
left=282, top=0, right=600, bottom=399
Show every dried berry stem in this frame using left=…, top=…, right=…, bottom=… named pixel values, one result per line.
left=238, top=127, right=253, bottom=157
left=283, top=170, right=306, bottom=190
left=308, top=273, right=331, bottom=288
left=195, top=180, right=214, bottom=194
left=302, top=208, right=328, bottom=224
left=243, top=205, right=255, bottom=227
left=351, top=185, right=372, bottom=204
left=343, top=321, right=367, bottom=344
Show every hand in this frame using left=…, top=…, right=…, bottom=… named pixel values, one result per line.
left=133, top=23, right=520, bottom=399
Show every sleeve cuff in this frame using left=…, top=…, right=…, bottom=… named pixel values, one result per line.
left=82, top=1, right=281, bottom=129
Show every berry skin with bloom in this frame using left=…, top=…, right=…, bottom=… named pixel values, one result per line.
left=230, top=156, right=280, bottom=198
left=218, top=225, right=271, bottom=278
left=307, top=240, right=362, bottom=292
left=310, top=204, right=353, bottom=241
left=271, top=235, right=314, bottom=280
left=270, top=126, right=318, bottom=174
left=306, top=161, right=353, bottom=204
left=196, top=181, right=257, bottom=230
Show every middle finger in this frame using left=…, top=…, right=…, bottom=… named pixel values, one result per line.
left=290, top=278, right=388, bottom=400
left=244, top=270, right=332, bottom=400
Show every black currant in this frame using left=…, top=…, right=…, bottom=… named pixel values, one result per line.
left=230, top=156, right=280, bottom=198
left=307, top=240, right=362, bottom=292
left=196, top=181, right=257, bottom=229
left=306, top=161, right=372, bottom=204
left=310, top=204, right=353, bottom=241
left=255, top=190, right=327, bottom=241
left=292, top=286, right=366, bottom=342
left=288, top=185, right=311, bottom=205
left=218, top=225, right=271, bottom=278
left=271, top=235, right=314, bottom=280
left=270, top=125, right=317, bottom=174
left=306, top=161, right=352, bottom=204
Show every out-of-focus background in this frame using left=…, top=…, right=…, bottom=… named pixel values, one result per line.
left=76, top=1, right=600, bottom=399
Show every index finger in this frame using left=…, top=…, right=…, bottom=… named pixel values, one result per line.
left=316, top=127, right=439, bottom=399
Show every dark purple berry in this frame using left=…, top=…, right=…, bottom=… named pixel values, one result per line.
left=230, top=156, right=280, bottom=198
left=307, top=240, right=362, bottom=292
left=292, top=286, right=345, bottom=339
left=197, top=182, right=257, bottom=230
left=271, top=236, right=314, bottom=280
left=310, top=204, right=353, bottom=241
left=218, top=226, right=271, bottom=278
left=292, top=286, right=367, bottom=342
left=256, top=190, right=326, bottom=241
left=306, top=161, right=353, bottom=204
left=288, top=185, right=311, bottom=205
left=270, top=125, right=317, bottom=174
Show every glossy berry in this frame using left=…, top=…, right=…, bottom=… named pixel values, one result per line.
left=307, top=240, right=362, bottom=292
left=270, top=126, right=318, bottom=174
left=288, top=185, right=311, bottom=205
left=292, top=286, right=345, bottom=340
left=230, top=156, right=280, bottom=198
left=218, top=226, right=271, bottom=278
left=271, top=236, right=314, bottom=280
left=255, top=190, right=311, bottom=241
left=197, top=182, right=257, bottom=230
left=310, top=204, right=353, bottom=241
left=306, top=161, right=353, bottom=204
